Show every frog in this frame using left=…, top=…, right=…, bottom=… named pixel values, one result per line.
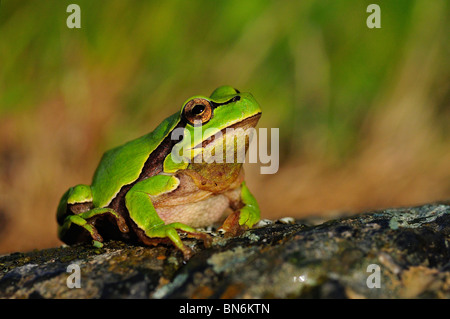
left=57, top=85, right=261, bottom=260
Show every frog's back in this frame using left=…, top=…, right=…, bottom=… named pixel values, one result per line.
left=91, top=113, right=180, bottom=208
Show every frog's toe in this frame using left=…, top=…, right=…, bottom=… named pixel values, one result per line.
left=92, top=240, right=104, bottom=248
left=218, top=211, right=248, bottom=237
left=180, top=245, right=194, bottom=260
left=145, top=223, right=212, bottom=260
left=166, top=222, right=213, bottom=248
left=144, top=224, right=191, bottom=260
left=185, top=231, right=213, bottom=248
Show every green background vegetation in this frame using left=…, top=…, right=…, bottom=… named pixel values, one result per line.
left=0, top=0, right=449, bottom=253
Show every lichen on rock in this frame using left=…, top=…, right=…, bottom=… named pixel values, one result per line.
left=0, top=202, right=448, bottom=298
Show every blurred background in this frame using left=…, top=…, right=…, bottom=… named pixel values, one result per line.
left=0, top=0, right=449, bottom=254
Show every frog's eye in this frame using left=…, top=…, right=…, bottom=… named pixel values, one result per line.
left=183, top=98, right=213, bottom=126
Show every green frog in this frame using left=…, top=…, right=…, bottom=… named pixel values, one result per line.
left=57, top=86, right=261, bottom=259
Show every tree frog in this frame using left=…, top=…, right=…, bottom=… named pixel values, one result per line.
left=57, top=86, right=261, bottom=259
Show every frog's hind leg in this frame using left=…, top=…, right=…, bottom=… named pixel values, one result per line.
left=58, top=207, right=129, bottom=247
left=58, top=212, right=103, bottom=246
left=57, top=184, right=129, bottom=247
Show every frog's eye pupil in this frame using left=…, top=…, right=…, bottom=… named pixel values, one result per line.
left=192, top=104, right=205, bottom=115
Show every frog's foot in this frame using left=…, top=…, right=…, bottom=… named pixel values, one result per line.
left=145, top=223, right=211, bottom=260
left=219, top=211, right=248, bottom=237
left=220, top=182, right=260, bottom=237
left=184, top=230, right=213, bottom=248
left=58, top=208, right=129, bottom=247
left=219, top=203, right=260, bottom=237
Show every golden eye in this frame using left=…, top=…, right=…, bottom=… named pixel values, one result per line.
left=183, top=98, right=213, bottom=126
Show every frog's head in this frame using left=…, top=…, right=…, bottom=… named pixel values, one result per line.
left=171, top=85, right=261, bottom=166
left=181, top=85, right=261, bottom=130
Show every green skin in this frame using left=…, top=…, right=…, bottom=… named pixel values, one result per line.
left=57, top=86, right=261, bottom=259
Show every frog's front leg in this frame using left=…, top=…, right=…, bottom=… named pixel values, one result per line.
left=57, top=184, right=129, bottom=247
left=219, top=181, right=260, bottom=236
left=125, top=175, right=212, bottom=260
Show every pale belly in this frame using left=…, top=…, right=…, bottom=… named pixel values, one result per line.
left=156, top=194, right=232, bottom=228
left=149, top=167, right=243, bottom=228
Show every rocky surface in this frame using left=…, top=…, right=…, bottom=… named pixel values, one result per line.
left=0, top=201, right=449, bottom=299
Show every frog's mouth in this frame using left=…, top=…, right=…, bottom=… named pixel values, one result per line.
left=197, top=112, right=261, bottom=149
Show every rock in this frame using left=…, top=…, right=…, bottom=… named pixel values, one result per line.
left=0, top=202, right=449, bottom=299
